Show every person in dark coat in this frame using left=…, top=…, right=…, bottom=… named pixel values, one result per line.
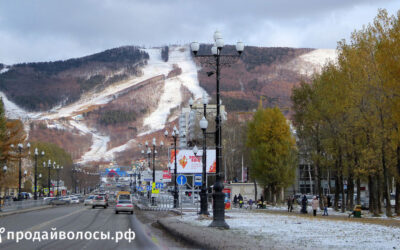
left=301, top=195, right=308, bottom=213
left=287, top=196, right=293, bottom=212
left=238, top=194, right=244, bottom=208
left=233, top=195, right=238, bottom=208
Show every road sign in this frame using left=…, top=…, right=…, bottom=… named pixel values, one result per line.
left=155, top=183, right=163, bottom=189
left=177, top=175, right=187, bottom=185
left=43, top=188, right=49, bottom=194
left=137, top=186, right=143, bottom=191
left=152, top=182, right=159, bottom=194
left=146, top=185, right=152, bottom=191
left=194, top=174, right=202, bottom=186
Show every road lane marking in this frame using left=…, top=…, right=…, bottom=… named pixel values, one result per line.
left=26, top=207, right=88, bottom=232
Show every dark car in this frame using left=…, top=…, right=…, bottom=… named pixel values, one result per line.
left=50, top=197, right=69, bottom=205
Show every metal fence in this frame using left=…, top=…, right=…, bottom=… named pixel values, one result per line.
left=135, top=192, right=208, bottom=212
left=0, top=199, right=47, bottom=213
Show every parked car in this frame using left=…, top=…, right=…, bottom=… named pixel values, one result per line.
left=92, top=196, right=107, bottom=209
left=84, top=195, right=95, bottom=206
left=50, top=197, right=69, bottom=205
left=115, top=200, right=133, bottom=214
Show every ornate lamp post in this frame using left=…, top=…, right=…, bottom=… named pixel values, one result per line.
left=16, top=142, right=30, bottom=200
left=165, top=126, right=180, bottom=208
left=200, top=116, right=209, bottom=215
left=43, top=160, right=53, bottom=197
left=191, top=31, right=244, bottom=228
left=146, top=138, right=163, bottom=206
left=33, top=148, right=45, bottom=200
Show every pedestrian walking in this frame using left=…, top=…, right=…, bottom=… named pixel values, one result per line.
left=312, top=196, right=319, bottom=216
left=287, top=195, right=293, bottom=212
left=323, top=195, right=329, bottom=216
left=233, top=195, right=238, bottom=208
left=238, top=194, right=243, bottom=208
left=301, top=195, right=308, bottom=214
left=248, top=199, right=253, bottom=210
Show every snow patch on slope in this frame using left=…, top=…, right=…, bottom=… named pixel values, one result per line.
left=0, top=91, right=40, bottom=120
left=140, top=46, right=204, bottom=135
left=288, top=49, right=338, bottom=76
left=0, top=67, right=9, bottom=74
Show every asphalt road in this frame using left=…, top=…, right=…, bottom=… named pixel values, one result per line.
left=0, top=204, right=185, bottom=250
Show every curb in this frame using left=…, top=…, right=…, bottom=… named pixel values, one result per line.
left=157, top=217, right=267, bottom=250
left=0, top=205, right=53, bottom=217
left=157, top=217, right=212, bottom=250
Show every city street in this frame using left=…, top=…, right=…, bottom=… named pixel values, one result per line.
left=0, top=205, right=189, bottom=250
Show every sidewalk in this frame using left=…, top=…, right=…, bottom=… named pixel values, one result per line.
left=158, top=216, right=267, bottom=250
left=159, top=209, right=400, bottom=249
left=0, top=205, right=53, bottom=217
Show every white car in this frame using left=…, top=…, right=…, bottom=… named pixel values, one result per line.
left=84, top=195, right=95, bottom=206
left=70, top=197, right=80, bottom=204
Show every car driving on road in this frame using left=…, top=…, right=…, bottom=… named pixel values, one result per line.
left=92, top=195, right=107, bottom=209
left=115, top=200, right=133, bottom=214
left=84, top=195, right=95, bottom=206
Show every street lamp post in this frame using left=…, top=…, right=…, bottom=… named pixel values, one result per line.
left=200, top=116, right=209, bottom=215
left=33, top=148, right=45, bottom=200
left=44, top=160, right=53, bottom=197
left=146, top=145, right=151, bottom=200
left=17, top=142, right=30, bottom=200
left=191, top=31, right=244, bottom=228
left=165, top=127, right=180, bottom=208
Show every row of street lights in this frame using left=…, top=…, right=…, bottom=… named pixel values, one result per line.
left=43, top=160, right=63, bottom=197
left=190, top=31, right=243, bottom=228
left=2, top=143, right=67, bottom=200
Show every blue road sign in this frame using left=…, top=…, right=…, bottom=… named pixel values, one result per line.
left=137, top=186, right=143, bottom=191
left=177, top=175, right=187, bottom=185
left=146, top=185, right=152, bottom=191
left=194, top=174, right=202, bottom=186
left=156, top=183, right=164, bottom=189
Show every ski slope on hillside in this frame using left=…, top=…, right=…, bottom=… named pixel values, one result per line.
left=140, top=46, right=204, bottom=135
left=287, top=49, right=338, bottom=76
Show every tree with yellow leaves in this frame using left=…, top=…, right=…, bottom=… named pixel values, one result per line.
left=246, top=106, right=297, bottom=204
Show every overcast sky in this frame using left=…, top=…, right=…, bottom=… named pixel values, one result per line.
left=0, top=0, right=399, bottom=64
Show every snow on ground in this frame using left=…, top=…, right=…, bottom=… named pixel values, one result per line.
left=140, top=45, right=204, bottom=135
left=0, top=91, right=40, bottom=120
left=42, top=48, right=176, bottom=120
left=288, top=49, right=338, bottom=76
left=68, top=120, right=110, bottom=163
left=0, top=46, right=205, bottom=163
left=180, top=211, right=400, bottom=249
left=102, top=139, right=136, bottom=161
left=0, top=67, right=9, bottom=74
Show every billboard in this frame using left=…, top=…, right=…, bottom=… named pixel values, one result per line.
left=169, top=149, right=216, bottom=174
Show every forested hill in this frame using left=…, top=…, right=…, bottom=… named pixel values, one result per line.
left=0, top=46, right=149, bottom=111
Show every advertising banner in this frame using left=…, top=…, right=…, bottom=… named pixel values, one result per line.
left=169, top=149, right=216, bottom=174
left=162, top=170, right=171, bottom=182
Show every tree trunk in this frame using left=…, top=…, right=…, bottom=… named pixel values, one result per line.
left=334, top=171, right=340, bottom=211
left=396, top=181, right=400, bottom=215
left=340, top=173, right=345, bottom=213
left=254, top=179, right=258, bottom=201
left=347, top=174, right=354, bottom=210
left=377, top=175, right=383, bottom=214
left=379, top=110, right=392, bottom=217
left=396, top=144, right=400, bottom=215
left=369, top=175, right=378, bottom=216
left=356, top=178, right=361, bottom=205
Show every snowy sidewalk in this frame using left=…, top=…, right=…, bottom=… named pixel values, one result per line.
left=169, top=210, right=400, bottom=249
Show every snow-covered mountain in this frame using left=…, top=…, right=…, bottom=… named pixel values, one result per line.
left=0, top=45, right=337, bottom=164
